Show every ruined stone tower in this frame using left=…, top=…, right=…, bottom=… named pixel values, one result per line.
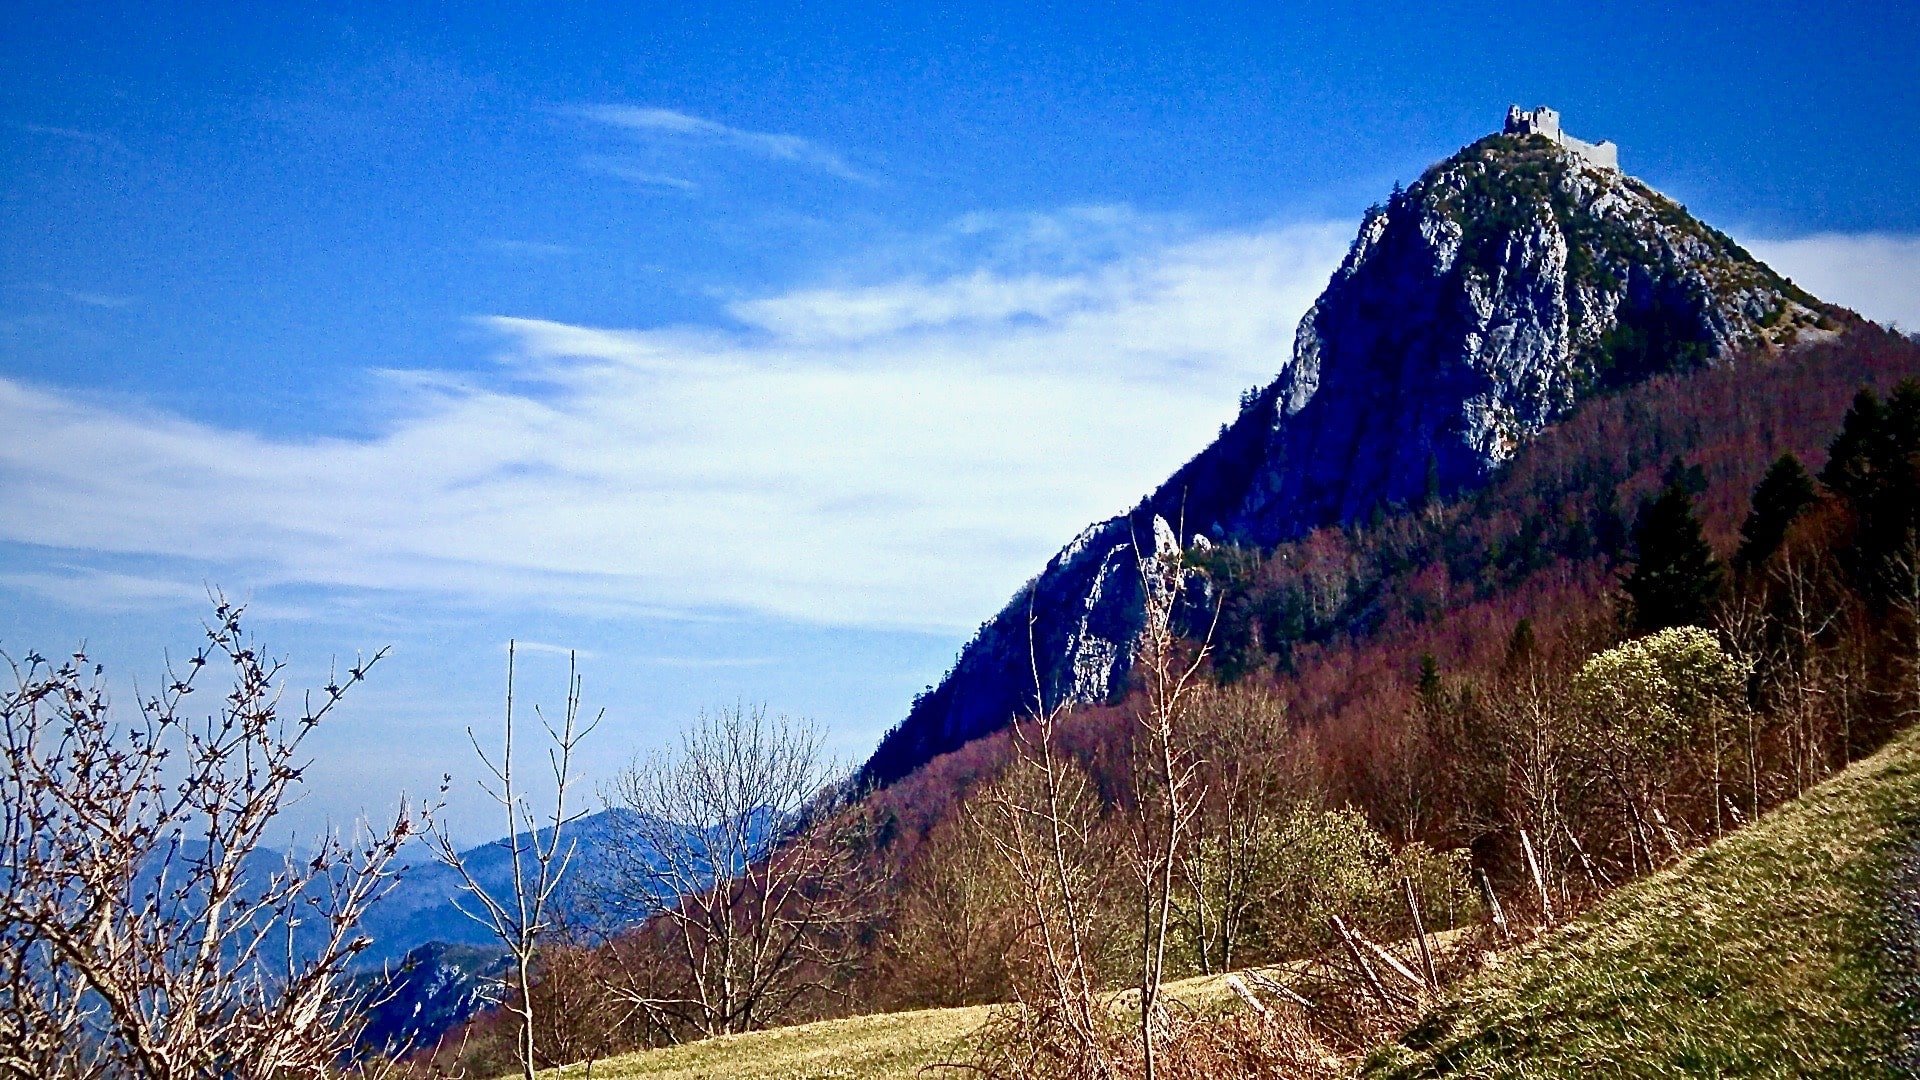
left=1504, top=104, right=1619, bottom=170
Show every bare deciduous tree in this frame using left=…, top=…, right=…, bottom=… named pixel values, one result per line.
left=969, top=706, right=1119, bottom=1080
left=598, top=704, right=872, bottom=1040
left=524, top=940, right=627, bottom=1068
left=1171, top=682, right=1306, bottom=975
left=965, top=537, right=1218, bottom=1080
left=1716, top=586, right=1773, bottom=825
left=1771, top=551, right=1842, bottom=796
left=429, top=642, right=600, bottom=1080
left=1487, top=655, right=1581, bottom=908
left=882, top=808, right=1020, bottom=1008
left=0, top=599, right=424, bottom=1080
left=1887, top=531, right=1920, bottom=729
left=1127, top=538, right=1212, bottom=1080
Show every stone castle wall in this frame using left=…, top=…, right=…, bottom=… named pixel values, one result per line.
left=1504, top=105, right=1619, bottom=171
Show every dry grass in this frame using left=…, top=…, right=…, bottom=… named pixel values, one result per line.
left=522, top=970, right=1274, bottom=1080
left=529, top=1003, right=988, bottom=1080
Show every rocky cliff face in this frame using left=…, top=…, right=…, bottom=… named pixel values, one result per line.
left=353, top=941, right=511, bottom=1058
left=858, top=129, right=1841, bottom=791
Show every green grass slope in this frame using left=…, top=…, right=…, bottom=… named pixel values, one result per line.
left=1368, top=727, right=1920, bottom=1078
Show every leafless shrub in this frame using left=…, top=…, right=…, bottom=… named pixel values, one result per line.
left=959, top=540, right=1215, bottom=1080
left=1127, top=538, right=1213, bottom=1080
left=1170, top=682, right=1311, bottom=977
left=0, top=597, right=426, bottom=1080
left=1146, top=1006, right=1345, bottom=1080
left=880, top=806, right=1021, bottom=1009
left=427, top=642, right=600, bottom=1080
left=962, top=743, right=1127, bottom=1080
left=523, top=941, right=627, bottom=1068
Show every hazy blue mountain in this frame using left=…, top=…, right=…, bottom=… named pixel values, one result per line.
left=351, top=941, right=513, bottom=1058
left=353, top=807, right=653, bottom=968
left=350, top=804, right=778, bottom=1053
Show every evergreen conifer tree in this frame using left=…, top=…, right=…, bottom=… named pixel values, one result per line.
left=1820, top=381, right=1920, bottom=602
left=1819, top=388, right=1887, bottom=505
left=1502, top=618, right=1537, bottom=672
left=1735, top=453, right=1818, bottom=571
left=1416, top=652, right=1442, bottom=708
left=1886, top=378, right=1920, bottom=458
left=1624, top=481, right=1725, bottom=632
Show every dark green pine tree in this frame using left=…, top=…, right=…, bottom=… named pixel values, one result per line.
left=1415, top=652, right=1443, bottom=709
left=1623, top=482, right=1726, bottom=633
left=1502, top=618, right=1537, bottom=672
left=1886, top=379, right=1920, bottom=460
left=1735, top=453, right=1818, bottom=571
left=1663, top=455, right=1708, bottom=497
left=1879, top=379, right=1920, bottom=543
left=1819, top=388, right=1887, bottom=505
left=1817, top=381, right=1920, bottom=602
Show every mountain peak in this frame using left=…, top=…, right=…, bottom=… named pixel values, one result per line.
left=1237, top=119, right=1836, bottom=532
left=857, top=116, right=1846, bottom=791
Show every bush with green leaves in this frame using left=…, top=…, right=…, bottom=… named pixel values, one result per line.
left=1570, top=626, right=1750, bottom=865
left=1184, top=806, right=1474, bottom=965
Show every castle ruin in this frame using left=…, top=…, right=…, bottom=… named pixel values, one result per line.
left=1504, top=105, right=1619, bottom=171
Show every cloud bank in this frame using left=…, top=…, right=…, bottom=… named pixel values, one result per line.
left=0, top=215, right=1350, bottom=632
left=1745, top=232, right=1920, bottom=331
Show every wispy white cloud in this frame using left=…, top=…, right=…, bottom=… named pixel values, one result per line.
left=8, top=219, right=1907, bottom=635
left=0, top=213, right=1350, bottom=632
left=0, top=314, right=56, bottom=334
left=0, top=566, right=209, bottom=613
left=33, top=284, right=136, bottom=309
left=9, top=121, right=125, bottom=152
left=507, top=639, right=597, bottom=660
left=0, top=565, right=323, bottom=623
left=577, top=153, right=701, bottom=193
left=638, top=655, right=779, bottom=669
left=481, top=239, right=578, bottom=258
left=730, top=270, right=1096, bottom=343
left=1743, top=231, right=1920, bottom=330
left=573, top=105, right=871, bottom=183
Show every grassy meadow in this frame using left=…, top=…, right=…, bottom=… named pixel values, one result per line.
left=523, top=969, right=1266, bottom=1079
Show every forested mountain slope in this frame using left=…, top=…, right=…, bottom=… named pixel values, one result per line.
left=858, top=325, right=1920, bottom=876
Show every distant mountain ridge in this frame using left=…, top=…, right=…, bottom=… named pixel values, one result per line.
left=859, top=113, right=1847, bottom=790
left=353, top=806, right=649, bottom=968
left=351, top=804, right=777, bottom=1054
left=352, top=941, right=511, bottom=1059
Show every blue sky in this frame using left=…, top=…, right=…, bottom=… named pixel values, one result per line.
left=4, top=1, right=1917, bottom=841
